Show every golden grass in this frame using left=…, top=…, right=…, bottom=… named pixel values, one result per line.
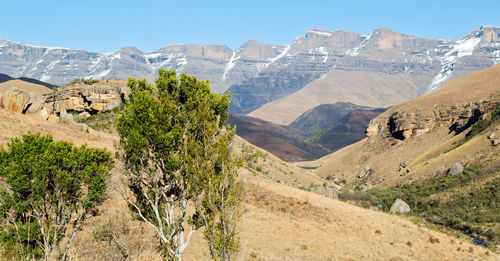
left=0, top=79, right=51, bottom=94
left=0, top=109, right=497, bottom=260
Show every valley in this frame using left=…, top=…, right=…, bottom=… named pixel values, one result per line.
left=0, top=15, right=499, bottom=260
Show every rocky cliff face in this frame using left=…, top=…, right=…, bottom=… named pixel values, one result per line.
left=246, top=26, right=500, bottom=125
left=366, top=100, right=500, bottom=140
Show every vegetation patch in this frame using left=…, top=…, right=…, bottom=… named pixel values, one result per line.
left=338, top=166, right=500, bottom=249
left=75, top=104, right=124, bottom=132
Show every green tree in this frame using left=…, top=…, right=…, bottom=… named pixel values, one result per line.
left=0, top=133, right=114, bottom=260
left=195, top=129, right=242, bottom=261
left=115, top=69, right=240, bottom=260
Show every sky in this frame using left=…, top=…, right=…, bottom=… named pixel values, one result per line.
left=1, top=0, right=499, bottom=53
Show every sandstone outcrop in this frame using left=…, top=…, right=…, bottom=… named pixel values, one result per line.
left=0, top=83, right=129, bottom=132
left=366, top=100, right=500, bottom=140
left=43, top=84, right=129, bottom=115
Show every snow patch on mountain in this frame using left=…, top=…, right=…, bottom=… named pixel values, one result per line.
left=267, top=45, right=290, bottom=65
left=307, top=29, right=332, bottom=37
left=223, top=49, right=241, bottom=81
left=144, top=52, right=162, bottom=60
left=89, top=69, right=111, bottom=79
left=427, top=36, right=482, bottom=92
left=493, top=50, right=500, bottom=65
left=346, top=33, right=372, bottom=56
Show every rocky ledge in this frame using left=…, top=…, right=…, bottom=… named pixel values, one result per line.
left=366, top=100, right=500, bottom=140
left=0, top=83, right=130, bottom=131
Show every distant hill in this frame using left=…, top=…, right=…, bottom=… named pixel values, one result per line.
left=0, top=73, right=14, bottom=83
left=309, top=108, right=385, bottom=151
left=227, top=114, right=329, bottom=162
left=228, top=103, right=385, bottom=161
left=289, top=102, right=375, bottom=136
left=0, top=73, right=56, bottom=93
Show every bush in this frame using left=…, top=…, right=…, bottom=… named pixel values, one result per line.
left=0, top=133, right=114, bottom=260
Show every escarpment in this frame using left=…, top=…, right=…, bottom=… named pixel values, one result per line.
left=366, top=99, right=500, bottom=140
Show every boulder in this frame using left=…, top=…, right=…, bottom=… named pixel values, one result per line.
left=39, top=108, right=50, bottom=120
left=79, top=111, right=91, bottom=118
left=3, top=87, right=31, bottom=113
left=60, top=110, right=75, bottom=124
left=357, top=166, right=372, bottom=179
left=26, top=95, right=45, bottom=114
left=448, top=162, right=464, bottom=176
left=389, top=199, right=411, bottom=214
left=492, top=139, right=500, bottom=146
left=488, top=133, right=496, bottom=139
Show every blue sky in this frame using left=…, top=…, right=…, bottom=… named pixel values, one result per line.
left=1, top=0, right=499, bottom=53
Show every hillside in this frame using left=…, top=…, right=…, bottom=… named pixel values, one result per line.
left=310, top=108, right=385, bottom=151
left=288, top=102, right=375, bottom=136
left=0, top=74, right=54, bottom=94
left=227, top=114, right=328, bottom=161
left=311, top=64, right=500, bottom=183
left=0, top=108, right=494, bottom=260
left=302, top=64, right=500, bottom=249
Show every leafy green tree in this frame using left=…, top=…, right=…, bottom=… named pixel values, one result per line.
left=0, top=133, right=114, bottom=261
left=115, top=69, right=240, bottom=260
left=194, top=129, right=242, bottom=261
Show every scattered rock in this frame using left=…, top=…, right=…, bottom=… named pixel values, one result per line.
left=428, top=236, right=440, bottom=244
left=79, top=111, right=91, bottom=118
left=60, top=110, right=76, bottom=124
left=39, top=107, right=49, bottom=120
left=359, top=183, right=372, bottom=191
left=328, top=182, right=343, bottom=191
left=492, top=139, right=500, bottom=146
left=357, top=166, right=372, bottom=179
left=398, top=160, right=408, bottom=171
left=448, top=162, right=464, bottom=176
left=389, top=199, right=410, bottom=214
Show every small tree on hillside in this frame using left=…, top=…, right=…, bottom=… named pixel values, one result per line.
left=115, top=69, right=240, bottom=260
left=194, top=128, right=242, bottom=260
left=0, top=133, right=114, bottom=261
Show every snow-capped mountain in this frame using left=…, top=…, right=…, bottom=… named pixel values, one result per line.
left=0, top=26, right=499, bottom=119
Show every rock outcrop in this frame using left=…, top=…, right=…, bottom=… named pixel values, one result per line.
left=390, top=199, right=411, bottom=214
left=43, top=84, right=129, bottom=115
left=366, top=100, right=500, bottom=140
left=357, top=166, right=372, bottom=179
left=0, top=82, right=129, bottom=131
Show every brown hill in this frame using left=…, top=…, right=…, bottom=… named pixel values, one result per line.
left=311, top=108, right=385, bottom=152
left=0, top=79, right=52, bottom=94
left=227, top=114, right=329, bottom=162
left=288, top=102, right=375, bottom=136
left=311, top=64, right=500, bottom=184
left=0, top=109, right=494, bottom=260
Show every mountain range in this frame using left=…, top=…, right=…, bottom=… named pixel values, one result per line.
left=2, top=26, right=499, bottom=125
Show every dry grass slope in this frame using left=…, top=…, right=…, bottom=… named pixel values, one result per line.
left=0, top=109, right=496, bottom=260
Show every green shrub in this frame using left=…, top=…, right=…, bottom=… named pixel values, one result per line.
left=0, top=133, right=114, bottom=260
